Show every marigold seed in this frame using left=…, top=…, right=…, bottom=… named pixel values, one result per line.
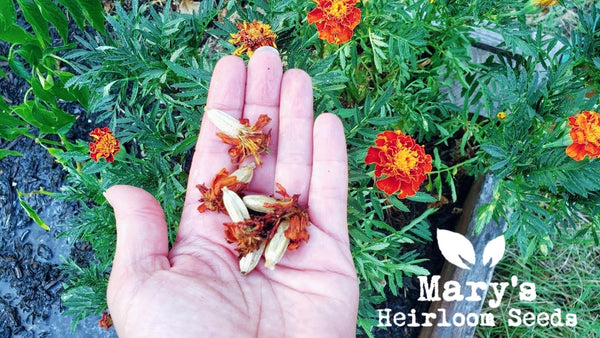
left=264, top=220, right=290, bottom=270
left=242, top=194, right=280, bottom=213
left=231, top=163, right=255, bottom=184
left=222, top=187, right=250, bottom=222
left=239, top=242, right=266, bottom=274
left=205, top=109, right=244, bottom=138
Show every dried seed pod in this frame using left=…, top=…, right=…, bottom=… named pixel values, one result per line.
left=231, top=163, right=256, bottom=184
left=205, top=109, right=244, bottom=138
left=242, top=194, right=280, bottom=213
left=264, top=220, right=290, bottom=270
left=239, top=242, right=266, bottom=275
left=222, top=187, right=250, bottom=222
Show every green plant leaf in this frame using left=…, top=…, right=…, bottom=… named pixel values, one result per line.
left=75, top=0, right=106, bottom=35
left=11, top=101, right=75, bottom=134
left=16, top=0, right=51, bottom=47
left=406, top=192, right=438, bottom=203
left=16, top=189, right=50, bottom=230
left=0, top=110, right=32, bottom=140
left=37, top=0, right=69, bottom=43
left=0, top=149, right=22, bottom=160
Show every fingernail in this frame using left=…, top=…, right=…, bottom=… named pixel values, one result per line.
left=254, top=46, right=279, bottom=55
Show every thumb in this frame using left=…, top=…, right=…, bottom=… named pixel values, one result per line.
left=104, top=185, right=170, bottom=274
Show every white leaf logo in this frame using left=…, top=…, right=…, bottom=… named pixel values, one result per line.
left=482, top=235, right=505, bottom=268
left=436, top=229, right=476, bottom=270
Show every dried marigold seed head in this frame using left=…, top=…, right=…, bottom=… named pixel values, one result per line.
left=205, top=109, right=272, bottom=166
left=231, top=163, right=256, bottom=184
left=206, top=109, right=244, bottom=138
left=261, top=183, right=311, bottom=250
left=239, top=242, right=266, bottom=274
left=197, top=168, right=250, bottom=214
left=224, top=217, right=267, bottom=257
left=566, top=110, right=600, bottom=161
left=364, top=130, right=432, bottom=199
left=89, top=127, right=120, bottom=163
left=222, top=187, right=250, bottom=222
left=242, top=194, right=281, bottom=213
left=264, top=220, right=290, bottom=270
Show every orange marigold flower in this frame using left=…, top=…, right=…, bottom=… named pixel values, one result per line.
left=98, top=310, right=113, bottom=330
left=196, top=167, right=252, bottom=213
left=89, top=127, right=120, bottom=163
left=229, top=20, right=277, bottom=57
left=364, top=131, right=433, bottom=199
left=566, top=110, right=600, bottom=161
left=307, top=0, right=361, bottom=44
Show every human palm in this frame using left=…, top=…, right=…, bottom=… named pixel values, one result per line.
left=105, top=47, right=359, bottom=337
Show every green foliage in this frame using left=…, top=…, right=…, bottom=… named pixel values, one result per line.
left=1, top=0, right=598, bottom=334
left=0, top=0, right=104, bottom=144
left=55, top=0, right=223, bottom=327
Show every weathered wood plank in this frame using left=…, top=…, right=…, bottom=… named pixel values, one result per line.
left=419, top=173, right=507, bottom=338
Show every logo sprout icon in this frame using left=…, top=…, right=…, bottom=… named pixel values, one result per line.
left=436, top=229, right=505, bottom=270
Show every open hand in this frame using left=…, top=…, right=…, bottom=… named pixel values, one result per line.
left=105, top=47, right=359, bottom=337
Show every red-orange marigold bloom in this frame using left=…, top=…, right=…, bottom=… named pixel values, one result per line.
left=566, top=110, right=600, bottom=161
left=364, top=131, right=433, bottom=199
left=307, top=0, right=361, bottom=44
left=89, top=127, right=120, bottom=163
left=229, top=20, right=277, bottom=57
left=217, top=114, right=272, bottom=166
left=197, top=168, right=250, bottom=213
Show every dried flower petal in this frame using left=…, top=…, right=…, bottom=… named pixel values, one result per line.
left=98, top=310, right=113, bottom=330
left=364, top=130, right=432, bottom=199
left=89, top=127, right=120, bottom=163
left=566, top=110, right=600, bottom=161
left=307, top=0, right=361, bottom=44
left=207, top=109, right=272, bottom=166
left=229, top=20, right=277, bottom=57
left=197, top=165, right=253, bottom=214
left=263, top=183, right=310, bottom=250
left=224, top=215, right=269, bottom=258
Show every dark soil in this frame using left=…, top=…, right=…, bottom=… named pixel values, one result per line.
left=0, top=5, right=116, bottom=336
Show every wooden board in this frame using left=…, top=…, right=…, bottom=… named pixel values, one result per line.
left=419, top=173, right=507, bottom=338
